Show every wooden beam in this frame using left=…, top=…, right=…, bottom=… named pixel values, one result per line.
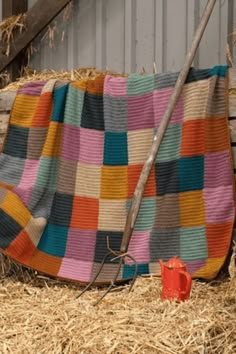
left=0, top=0, right=72, bottom=74
left=2, top=0, right=28, bottom=83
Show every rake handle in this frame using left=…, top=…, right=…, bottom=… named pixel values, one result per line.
left=121, top=0, right=217, bottom=253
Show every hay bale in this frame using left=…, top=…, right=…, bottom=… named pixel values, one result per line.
left=0, top=90, right=16, bottom=151
left=0, top=67, right=126, bottom=92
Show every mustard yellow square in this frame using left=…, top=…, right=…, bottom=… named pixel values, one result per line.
left=128, top=128, right=154, bottom=164
left=193, top=257, right=225, bottom=280
left=98, top=199, right=127, bottom=231
left=10, top=95, right=39, bottom=128
left=1, top=191, right=31, bottom=228
left=75, top=163, right=101, bottom=198
left=183, top=80, right=209, bottom=121
left=101, top=166, right=128, bottom=199
left=179, top=191, right=205, bottom=227
left=72, top=79, right=87, bottom=92
left=42, top=122, right=63, bottom=157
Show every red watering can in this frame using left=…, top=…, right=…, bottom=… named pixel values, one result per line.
left=159, top=256, right=192, bottom=301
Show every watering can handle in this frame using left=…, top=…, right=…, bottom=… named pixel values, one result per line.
left=179, top=270, right=192, bottom=296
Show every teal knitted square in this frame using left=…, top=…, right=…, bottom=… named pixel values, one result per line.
left=178, top=156, right=204, bottom=192
left=123, top=263, right=149, bottom=279
left=38, top=223, right=68, bottom=257
left=104, top=132, right=128, bottom=166
left=52, top=84, right=68, bottom=122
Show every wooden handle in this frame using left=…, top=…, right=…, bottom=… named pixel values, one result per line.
left=121, top=0, right=217, bottom=252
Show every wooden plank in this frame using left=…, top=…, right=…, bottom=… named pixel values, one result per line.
left=155, top=0, right=164, bottom=72
left=95, top=0, right=106, bottom=70
left=136, top=0, right=155, bottom=73
left=219, top=0, right=228, bottom=64
left=67, top=0, right=79, bottom=70
left=77, top=0, right=96, bottom=68
left=227, top=0, right=234, bottom=65
left=2, top=0, right=27, bottom=17
left=165, top=0, right=187, bottom=71
left=0, top=90, right=16, bottom=152
left=124, top=0, right=136, bottom=73
left=2, top=0, right=28, bottom=84
left=106, top=0, right=125, bottom=73
left=198, top=0, right=220, bottom=67
left=186, top=0, right=196, bottom=56
left=231, top=0, right=236, bottom=63
left=0, top=91, right=16, bottom=112
left=48, top=15, right=68, bottom=71
left=0, top=0, right=72, bottom=73
left=192, top=0, right=200, bottom=67
left=27, top=0, right=37, bottom=9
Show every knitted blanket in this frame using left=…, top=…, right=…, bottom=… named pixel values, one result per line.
left=0, top=66, right=234, bottom=283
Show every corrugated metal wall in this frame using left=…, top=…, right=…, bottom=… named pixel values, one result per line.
left=1, top=0, right=236, bottom=73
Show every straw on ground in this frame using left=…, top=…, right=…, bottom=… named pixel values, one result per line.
left=0, top=254, right=235, bottom=354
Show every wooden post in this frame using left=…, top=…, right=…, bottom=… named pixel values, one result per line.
left=121, top=0, right=217, bottom=254
left=2, top=0, right=28, bottom=84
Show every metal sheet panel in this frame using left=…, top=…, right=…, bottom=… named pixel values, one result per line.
left=1, top=0, right=236, bottom=73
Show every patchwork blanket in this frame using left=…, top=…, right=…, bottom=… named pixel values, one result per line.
left=0, top=66, right=234, bottom=283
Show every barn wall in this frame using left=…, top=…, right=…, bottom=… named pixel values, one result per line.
left=1, top=0, right=236, bottom=73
